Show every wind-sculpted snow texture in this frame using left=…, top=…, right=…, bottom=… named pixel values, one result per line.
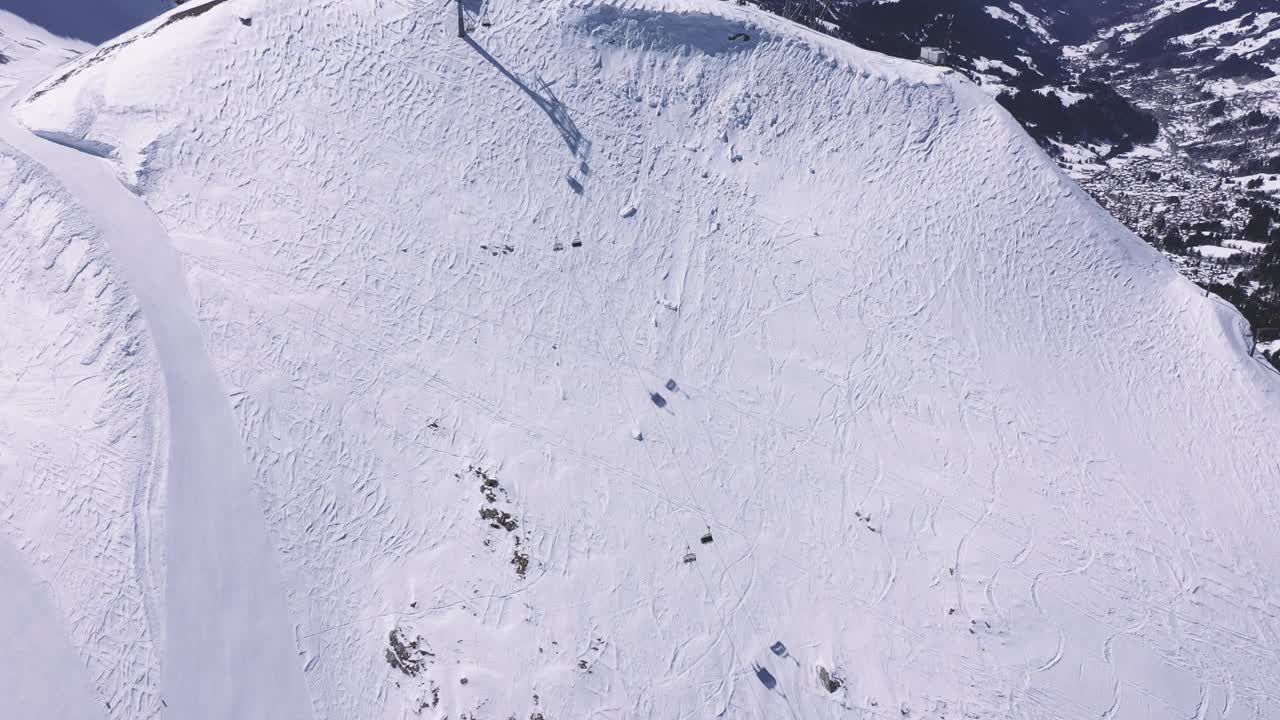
left=4, top=52, right=313, bottom=720
left=12, top=0, right=1280, bottom=717
left=0, top=144, right=163, bottom=719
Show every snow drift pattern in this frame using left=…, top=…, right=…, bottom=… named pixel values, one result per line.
left=0, top=145, right=162, bottom=719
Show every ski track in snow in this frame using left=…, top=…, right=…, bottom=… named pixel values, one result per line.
left=2, top=0, right=1280, bottom=717
left=0, top=17, right=167, bottom=714
left=0, top=24, right=313, bottom=720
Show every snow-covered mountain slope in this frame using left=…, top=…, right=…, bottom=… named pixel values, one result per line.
left=1058, top=0, right=1280, bottom=360
left=1, top=10, right=313, bottom=716
left=743, top=1, right=1280, bottom=369
left=0, top=140, right=163, bottom=716
left=0, top=9, right=89, bottom=89
left=747, top=0, right=1161, bottom=154
left=5, top=0, right=1280, bottom=718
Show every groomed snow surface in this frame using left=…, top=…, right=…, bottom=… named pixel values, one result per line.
left=4, top=0, right=1280, bottom=718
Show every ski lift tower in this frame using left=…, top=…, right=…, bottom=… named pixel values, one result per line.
left=457, top=0, right=465, bottom=38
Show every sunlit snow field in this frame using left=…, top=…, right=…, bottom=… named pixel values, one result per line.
left=2, top=0, right=1278, bottom=718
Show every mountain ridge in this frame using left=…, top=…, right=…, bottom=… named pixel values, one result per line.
left=747, top=0, right=1280, bottom=363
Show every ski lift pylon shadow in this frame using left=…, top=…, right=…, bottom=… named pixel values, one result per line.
left=461, top=35, right=593, bottom=174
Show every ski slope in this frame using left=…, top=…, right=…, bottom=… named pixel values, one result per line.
left=0, top=140, right=157, bottom=720
left=4, top=0, right=1280, bottom=718
left=1, top=84, right=312, bottom=720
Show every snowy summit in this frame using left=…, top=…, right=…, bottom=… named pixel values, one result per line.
left=1, top=0, right=1278, bottom=718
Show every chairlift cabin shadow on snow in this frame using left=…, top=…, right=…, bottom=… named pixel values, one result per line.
left=752, top=663, right=777, bottom=690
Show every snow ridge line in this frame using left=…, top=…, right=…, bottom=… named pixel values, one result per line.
left=25, top=0, right=230, bottom=104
